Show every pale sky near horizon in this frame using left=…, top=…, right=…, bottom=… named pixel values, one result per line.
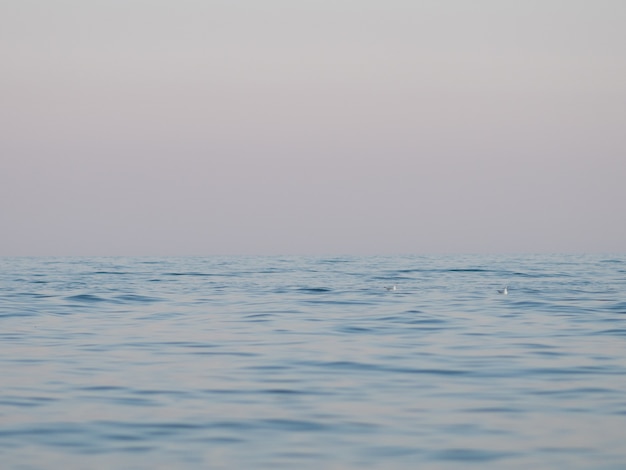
left=1, top=0, right=625, bottom=256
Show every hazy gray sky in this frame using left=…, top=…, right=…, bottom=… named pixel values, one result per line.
left=2, top=0, right=625, bottom=255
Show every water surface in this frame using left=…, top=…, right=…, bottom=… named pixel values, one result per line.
left=1, top=255, right=625, bottom=469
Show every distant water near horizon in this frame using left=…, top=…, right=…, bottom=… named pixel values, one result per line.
left=1, top=254, right=625, bottom=469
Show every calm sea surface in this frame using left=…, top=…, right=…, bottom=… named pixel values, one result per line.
left=1, top=255, right=625, bottom=469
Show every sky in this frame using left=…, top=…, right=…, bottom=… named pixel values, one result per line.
left=1, top=0, right=625, bottom=256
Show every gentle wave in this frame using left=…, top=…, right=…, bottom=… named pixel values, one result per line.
left=1, top=254, right=625, bottom=469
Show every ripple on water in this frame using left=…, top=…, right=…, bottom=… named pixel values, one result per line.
left=1, top=255, right=626, bottom=469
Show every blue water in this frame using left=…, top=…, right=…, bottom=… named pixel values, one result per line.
left=1, top=254, right=625, bottom=469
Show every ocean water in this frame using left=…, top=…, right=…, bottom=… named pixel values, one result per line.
left=1, top=254, right=625, bottom=469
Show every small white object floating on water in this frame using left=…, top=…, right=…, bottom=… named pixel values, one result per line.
left=497, top=286, right=508, bottom=295
left=385, top=285, right=397, bottom=291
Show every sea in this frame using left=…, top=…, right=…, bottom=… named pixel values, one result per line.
left=1, top=254, right=625, bottom=469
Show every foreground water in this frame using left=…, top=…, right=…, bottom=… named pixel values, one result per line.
left=1, top=254, right=625, bottom=469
